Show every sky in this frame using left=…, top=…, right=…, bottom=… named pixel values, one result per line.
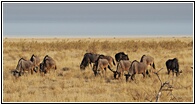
left=3, top=2, right=194, bottom=38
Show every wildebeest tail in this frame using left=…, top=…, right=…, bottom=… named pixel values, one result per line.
left=152, top=62, right=155, bottom=69
left=113, top=59, right=116, bottom=66
left=108, top=65, right=115, bottom=73
left=140, top=55, right=145, bottom=62
left=55, top=65, right=57, bottom=70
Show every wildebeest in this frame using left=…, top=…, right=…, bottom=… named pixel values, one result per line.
left=30, top=54, right=40, bottom=72
left=124, top=60, right=147, bottom=82
left=13, top=58, right=35, bottom=76
left=140, top=55, right=156, bottom=75
left=166, top=58, right=182, bottom=76
left=40, top=55, right=57, bottom=74
left=96, top=54, right=116, bottom=67
left=92, top=59, right=113, bottom=78
left=115, top=52, right=129, bottom=62
left=80, top=53, right=100, bottom=70
left=113, top=60, right=131, bottom=79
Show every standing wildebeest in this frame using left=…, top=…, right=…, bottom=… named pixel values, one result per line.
left=30, top=54, right=40, bottom=72
left=166, top=58, right=182, bottom=76
left=113, top=60, right=131, bottom=79
left=80, top=53, right=100, bottom=70
left=13, top=58, right=35, bottom=76
left=140, top=55, right=156, bottom=75
left=92, top=59, right=113, bottom=78
left=115, top=52, right=129, bottom=62
left=40, top=55, right=57, bottom=74
left=124, top=60, right=147, bottom=82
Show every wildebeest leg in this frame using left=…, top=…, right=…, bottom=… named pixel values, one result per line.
left=142, top=73, right=146, bottom=78
left=119, top=72, right=122, bottom=79
left=176, top=72, right=178, bottom=77
left=31, top=68, right=34, bottom=75
left=131, top=74, right=135, bottom=80
left=94, top=70, right=97, bottom=76
left=104, top=68, right=107, bottom=79
left=109, top=62, right=113, bottom=67
left=167, top=68, right=170, bottom=75
left=89, top=62, right=92, bottom=68
left=125, top=75, right=130, bottom=82
left=114, top=72, right=117, bottom=79
left=19, top=71, right=22, bottom=76
left=172, top=70, right=175, bottom=76
left=44, top=68, right=47, bottom=74
left=101, top=68, right=105, bottom=78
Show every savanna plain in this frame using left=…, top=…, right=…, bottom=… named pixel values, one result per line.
left=3, top=37, right=193, bottom=102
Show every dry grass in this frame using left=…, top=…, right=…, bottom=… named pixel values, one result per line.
left=3, top=37, right=193, bottom=103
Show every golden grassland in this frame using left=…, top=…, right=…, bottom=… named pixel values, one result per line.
left=3, top=37, right=193, bottom=102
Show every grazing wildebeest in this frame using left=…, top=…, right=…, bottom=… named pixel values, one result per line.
left=115, top=52, right=129, bottom=62
left=92, top=59, right=113, bottom=78
left=30, top=54, right=40, bottom=72
left=124, top=60, right=147, bottom=82
left=166, top=58, right=182, bottom=76
left=40, top=55, right=57, bottom=74
left=140, top=55, right=156, bottom=75
left=80, top=53, right=100, bottom=70
left=13, top=58, right=35, bottom=76
left=113, top=60, right=131, bottom=79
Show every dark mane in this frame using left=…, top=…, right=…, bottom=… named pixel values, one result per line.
left=140, top=55, right=146, bottom=62
left=16, top=58, right=26, bottom=69
left=44, top=55, right=49, bottom=60
left=30, top=54, right=35, bottom=61
left=80, top=53, right=91, bottom=69
left=94, top=54, right=104, bottom=68
left=43, top=55, right=50, bottom=63
left=18, top=58, right=26, bottom=62
left=130, top=60, right=138, bottom=67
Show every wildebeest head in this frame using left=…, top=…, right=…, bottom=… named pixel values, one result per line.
left=92, top=64, right=98, bottom=76
left=175, top=69, right=182, bottom=76
left=80, top=55, right=90, bottom=70
left=39, top=62, right=45, bottom=73
left=113, top=71, right=120, bottom=79
left=124, top=73, right=131, bottom=82
left=11, top=69, right=20, bottom=77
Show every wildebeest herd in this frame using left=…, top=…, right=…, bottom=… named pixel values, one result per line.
left=79, top=52, right=182, bottom=81
left=12, top=54, right=57, bottom=77
left=12, top=52, right=182, bottom=82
